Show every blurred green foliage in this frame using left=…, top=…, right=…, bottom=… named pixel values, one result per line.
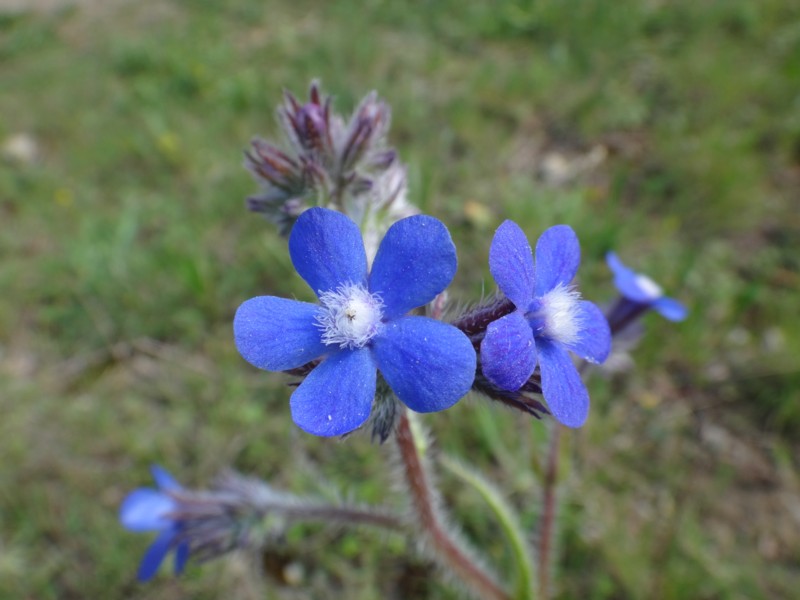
left=1, top=0, right=798, bottom=598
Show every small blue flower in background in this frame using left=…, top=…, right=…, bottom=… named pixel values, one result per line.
left=119, top=465, right=189, bottom=582
left=234, top=207, right=476, bottom=437
left=606, top=251, right=688, bottom=322
left=480, top=221, right=611, bottom=428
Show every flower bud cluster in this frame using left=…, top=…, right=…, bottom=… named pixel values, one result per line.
left=245, top=82, right=415, bottom=238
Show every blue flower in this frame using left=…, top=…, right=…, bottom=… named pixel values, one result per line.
left=234, top=207, right=476, bottom=437
left=119, top=465, right=190, bottom=582
left=606, top=251, right=687, bottom=322
left=480, top=221, right=611, bottom=428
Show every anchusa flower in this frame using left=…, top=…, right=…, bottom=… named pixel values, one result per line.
left=234, top=206, right=476, bottom=437
left=605, top=251, right=688, bottom=334
left=479, top=221, right=611, bottom=428
left=245, top=82, right=404, bottom=234
left=119, top=465, right=190, bottom=582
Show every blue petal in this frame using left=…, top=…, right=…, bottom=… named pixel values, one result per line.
left=653, top=296, right=688, bottom=322
left=174, top=541, right=190, bottom=574
left=607, top=251, right=673, bottom=304
left=234, top=296, right=326, bottom=371
left=614, top=272, right=655, bottom=303
left=150, top=465, right=180, bottom=492
left=372, top=316, right=476, bottom=413
left=536, top=338, right=589, bottom=428
left=534, top=225, right=580, bottom=297
left=120, top=489, right=175, bottom=532
left=288, top=207, right=368, bottom=296
left=369, top=215, right=457, bottom=320
left=562, top=301, right=611, bottom=364
left=605, top=251, right=629, bottom=278
left=488, top=220, right=536, bottom=309
left=481, top=310, right=536, bottom=391
left=290, top=348, right=376, bottom=436
left=137, top=529, right=175, bottom=582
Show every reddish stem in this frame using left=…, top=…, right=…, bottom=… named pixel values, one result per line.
left=537, top=424, right=562, bottom=599
left=394, top=411, right=510, bottom=600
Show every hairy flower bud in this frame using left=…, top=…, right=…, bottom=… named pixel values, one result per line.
left=244, top=81, right=411, bottom=235
left=245, top=139, right=303, bottom=192
left=279, top=83, right=333, bottom=157
left=339, top=92, right=391, bottom=173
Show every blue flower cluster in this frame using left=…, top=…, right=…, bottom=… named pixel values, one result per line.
left=235, top=208, right=615, bottom=434
left=119, top=81, right=690, bottom=586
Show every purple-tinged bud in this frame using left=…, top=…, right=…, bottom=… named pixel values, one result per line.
left=245, top=139, right=302, bottom=191
left=279, top=83, right=334, bottom=157
left=308, top=82, right=321, bottom=105
left=246, top=190, right=306, bottom=235
left=295, top=101, right=331, bottom=154
left=366, top=149, right=397, bottom=171
left=339, top=92, right=391, bottom=172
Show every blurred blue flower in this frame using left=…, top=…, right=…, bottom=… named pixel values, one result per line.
left=234, top=207, right=476, bottom=437
left=606, top=251, right=687, bottom=322
left=119, top=465, right=189, bottom=582
left=480, top=221, right=610, bottom=428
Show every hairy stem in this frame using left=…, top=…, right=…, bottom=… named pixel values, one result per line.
left=537, top=423, right=562, bottom=600
left=394, top=410, right=510, bottom=600
left=283, top=503, right=404, bottom=531
left=440, top=455, right=537, bottom=600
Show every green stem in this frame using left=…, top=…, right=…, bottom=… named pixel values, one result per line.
left=440, top=455, right=537, bottom=600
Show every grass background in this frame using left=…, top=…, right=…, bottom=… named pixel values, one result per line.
left=1, top=0, right=799, bottom=598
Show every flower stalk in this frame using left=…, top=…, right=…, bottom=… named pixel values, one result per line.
left=536, top=423, right=562, bottom=600
left=440, top=455, right=537, bottom=600
left=394, top=409, right=511, bottom=600
left=122, top=467, right=406, bottom=573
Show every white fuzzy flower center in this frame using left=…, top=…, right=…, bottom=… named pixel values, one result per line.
left=316, top=284, right=384, bottom=349
left=634, top=274, right=663, bottom=300
left=534, top=284, right=582, bottom=345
